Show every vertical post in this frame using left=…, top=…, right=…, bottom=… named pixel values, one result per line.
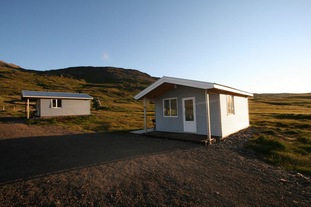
left=205, top=91, right=212, bottom=145
left=26, top=99, right=30, bottom=119
left=143, top=97, right=147, bottom=133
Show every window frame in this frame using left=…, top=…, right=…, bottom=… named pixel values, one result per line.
left=163, top=97, right=178, bottom=117
left=51, top=99, right=62, bottom=108
left=227, top=95, right=235, bottom=116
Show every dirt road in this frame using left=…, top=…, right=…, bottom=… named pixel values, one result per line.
left=0, top=120, right=310, bottom=206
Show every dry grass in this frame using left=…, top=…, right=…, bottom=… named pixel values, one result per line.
left=248, top=93, right=311, bottom=175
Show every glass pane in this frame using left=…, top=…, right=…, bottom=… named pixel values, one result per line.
left=52, top=99, right=57, bottom=108
left=164, top=99, right=170, bottom=116
left=185, top=100, right=194, bottom=121
left=57, top=99, right=62, bottom=108
left=171, top=99, right=177, bottom=116
left=228, top=95, right=234, bottom=115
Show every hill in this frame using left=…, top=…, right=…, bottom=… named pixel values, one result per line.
left=44, top=66, right=156, bottom=84
left=0, top=60, right=157, bottom=96
left=0, top=60, right=21, bottom=69
left=0, top=60, right=157, bottom=131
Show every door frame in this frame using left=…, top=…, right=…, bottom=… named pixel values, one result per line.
left=182, top=97, right=197, bottom=133
left=36, top=99, right=40, bottom=117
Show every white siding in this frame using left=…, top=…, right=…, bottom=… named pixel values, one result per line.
left=40, top=99, right=91, bottom=117
left=155, top=86, right=208, bottom=135
left=209, top=93, right=222, bottom=137
left=219, top=94, right=250, bottom=137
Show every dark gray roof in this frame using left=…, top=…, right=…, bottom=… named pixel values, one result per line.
left=21, top=90, right=93, bottom=100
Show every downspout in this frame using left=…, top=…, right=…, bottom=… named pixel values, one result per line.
left=205, top=90, right=212, bottom=146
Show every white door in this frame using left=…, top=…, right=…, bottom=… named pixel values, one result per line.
left=182, top=97, right=197, bottom=133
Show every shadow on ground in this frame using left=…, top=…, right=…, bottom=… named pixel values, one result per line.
left=0, top=133, right=198, bottom=184
left=0, top=115, right=26, bottom=124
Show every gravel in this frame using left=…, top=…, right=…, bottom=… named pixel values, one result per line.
left=0, top=120, right=310, bottom=206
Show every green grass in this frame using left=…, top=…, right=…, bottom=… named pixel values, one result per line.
left=1, top=64, right=311, bottom=175
left=0, top=65, right=156, bottom=133
left=248, top=93, right=311, bottom=175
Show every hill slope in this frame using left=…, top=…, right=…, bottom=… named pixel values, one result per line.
left=0, top=60, right=157, bottom=96
left=0, top=60, right=157, bottom=132
left=0, top=60, right=21, bottom=69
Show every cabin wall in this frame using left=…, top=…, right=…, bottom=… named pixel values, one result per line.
left=209, top=93, right=222, bottom=137
left=40, top=99, right=91, bottom=117
left=219, top=94, right=250, bottom=137
left=155, top=85, right=208, bottom=135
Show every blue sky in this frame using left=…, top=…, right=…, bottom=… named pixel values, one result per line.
left=1, top=0, right=310, bottom=93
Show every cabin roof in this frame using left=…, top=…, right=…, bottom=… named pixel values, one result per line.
left=21, top=90, right=93, bottom=100
left=134, top=76, right=253, bottom=100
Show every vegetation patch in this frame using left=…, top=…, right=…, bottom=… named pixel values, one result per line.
left=274, top=113, right=311, bottom=120
left=248, top=93, right=311, bottom=175
left=264, top=129, right=278, bottom=135
left=248, top=135, right=288, bottom=154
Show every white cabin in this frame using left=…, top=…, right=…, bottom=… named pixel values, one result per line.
left=134, top=76, right=253, bottom=139
left=21, top=91, right=93, bottom=118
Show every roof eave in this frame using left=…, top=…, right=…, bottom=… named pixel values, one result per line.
left=134, top=76, right=253, bottom=99
left=214, top=84, right=253, bottom=97
left=21, top=95, right=93, bottom=100
left=134, top=76, right=215, bottom=100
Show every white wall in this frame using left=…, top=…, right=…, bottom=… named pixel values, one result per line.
left=209, top=93, right=222, bottom=137
left=219, top=94, right=250, bottom=137
left=40, top=99, right=91, bottom=117
left=155, top=86, right=207, bottom=135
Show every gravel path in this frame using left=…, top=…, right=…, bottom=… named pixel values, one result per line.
left=0, top=121, right=310, bottom=206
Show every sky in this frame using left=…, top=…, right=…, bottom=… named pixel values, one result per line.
left=1, top=0, right=310, bottom=93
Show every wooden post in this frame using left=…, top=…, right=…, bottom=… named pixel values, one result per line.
left=144, top=97, right=147, bottom=133
left=205, top=91, right=212, bottom=146
left=26, top=99, right=30, bottom=119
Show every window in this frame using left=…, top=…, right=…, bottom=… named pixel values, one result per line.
left=227, top=95, right=234, bottom=115
left=51, top=99, right=62, bottom=108
left=163, top=98, right=178, bottom=117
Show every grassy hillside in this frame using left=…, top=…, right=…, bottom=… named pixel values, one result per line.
left=248, top=93, right=311, bottom=175
left=0, top=61, right=157, bottom=131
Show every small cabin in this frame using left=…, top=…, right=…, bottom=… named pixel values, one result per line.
left=21, top=90, right=93, bottom=118
left=134, top=76, right=253, bottom=140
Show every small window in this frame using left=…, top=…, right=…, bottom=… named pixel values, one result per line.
left=57, top=99, right=62, bottom=108
left=227, top=95, right=234, bottom=115
left=51, top=99, right=62, bottom=108
left=163, top=98, right=178, bottom=117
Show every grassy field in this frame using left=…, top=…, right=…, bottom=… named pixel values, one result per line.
left=248, top=93, right=311, bottom=175
left=3, top=92, right=310, bottom=175
left=0, top=64, right=156, bottom=131
left=1, top=64, right=310, bottom=175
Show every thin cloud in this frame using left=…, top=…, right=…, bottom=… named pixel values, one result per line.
left=101, top=52, right=110, bottom=61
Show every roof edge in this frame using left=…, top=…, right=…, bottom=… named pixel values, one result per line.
left=214, top=84, right=253, bottom=97
left=21, top=90, right=93, bottom=100
left=134, top=76, right=253, bottom=99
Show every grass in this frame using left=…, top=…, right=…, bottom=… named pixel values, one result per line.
left=1, top=64, right=311, bottom=175
left=248, top=93, right=311, bottom=175
left=0, top=65, right=156, bottom=133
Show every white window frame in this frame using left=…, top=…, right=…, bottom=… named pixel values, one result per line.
left=163, top=97, right=178, bottom=117
left=227, top=95, right=235, bottom=116
left=51, top=99, right=62, bottom=108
